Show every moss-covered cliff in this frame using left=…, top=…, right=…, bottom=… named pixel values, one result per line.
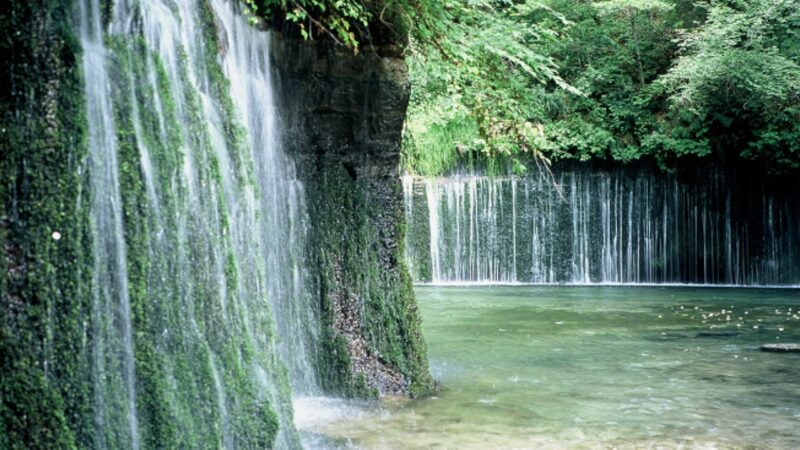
left=1, top=1, right=433, bottom=447
left=273, top=37, right=434, bottom=397
left=0, top=1, right=94, bottom=447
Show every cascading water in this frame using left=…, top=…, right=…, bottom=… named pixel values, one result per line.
left=210, top=0, right=318, bottom=395
left=78, top=0, right=319, bottom=447
left=404, top=168, right=800, bottom=286
left=79, top=0, right=140, bottom=446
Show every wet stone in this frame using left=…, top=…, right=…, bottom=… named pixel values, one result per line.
left=696, top=332, right=741, bottom=338
left=760, top=343, right=800, bottom=353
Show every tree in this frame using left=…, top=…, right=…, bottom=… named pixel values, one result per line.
left=595, top=0, right=673, bottom=86
left=660, top=0, right=800, bottom=171
left=404, top=1, right=575, bottom=175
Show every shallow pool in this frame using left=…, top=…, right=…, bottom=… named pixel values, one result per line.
left=298, top=286, right=800, bottom=448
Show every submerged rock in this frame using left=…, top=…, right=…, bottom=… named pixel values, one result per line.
left=760, top=343, right=800, bottom=353
left=696, top=332, right=741, bottom=338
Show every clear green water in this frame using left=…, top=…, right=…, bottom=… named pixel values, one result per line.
left=298, top=286, right=800, bottom=449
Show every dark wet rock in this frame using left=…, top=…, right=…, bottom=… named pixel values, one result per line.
left=696, top=332, right=741, bottom=338
left=328, top=266, right=409, bottom=396
left=272, top=36, right=431, bottom=397
left=647, top=333, right=691, bottom=341
left=760, top=343, right=800, bottom=353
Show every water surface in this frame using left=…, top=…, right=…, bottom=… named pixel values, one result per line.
left=298, top=286, right=800, bottom=448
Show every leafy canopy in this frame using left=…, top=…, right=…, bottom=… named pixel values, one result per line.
left=404, top=0, right=800, bottom=174
left=660, top=0, right=800, bottom=170
left=245, top=0, right=800, bottom=174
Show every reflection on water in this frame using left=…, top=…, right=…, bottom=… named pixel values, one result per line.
left=298, top=286, right=800, bottom=449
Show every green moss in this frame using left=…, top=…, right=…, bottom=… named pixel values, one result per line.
left=109, top=34, right=188, bottom=448
left=307, top=163, right=433, bottom=398
left=198, top=0, right=255, bottom=187
left=181, top=11, right=291, bottom=446
left=105, top=22, right=289, bottom=447
left=0, top=0, right=94, bottom=446
left=402, top=181, right=432, bottom=282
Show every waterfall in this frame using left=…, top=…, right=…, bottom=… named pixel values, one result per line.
left=78, top=0, right=318, bottom=447
left=80, top=0, right=140, bottom=446
left=209, top=0, right=318, bottom=398
left=403, top=168, right=800, bottom=286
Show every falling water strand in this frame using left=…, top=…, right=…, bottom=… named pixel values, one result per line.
left=79, top=0, right=140, bottom=447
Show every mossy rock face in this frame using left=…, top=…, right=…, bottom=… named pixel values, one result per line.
left=273, top=36, right=434, bottom=398
left=1, top=1, right=288, bottom=447
left=1, top=4, right=433, bottom=448
left=1, top=0, right=95, bottom=447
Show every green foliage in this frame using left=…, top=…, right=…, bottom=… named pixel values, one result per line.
left=402, top=109, right=481, bottom=176
left=661, top=0, right=800, bottom=171
left=403, top=0, right=800, bottom=174
left=404, top=1, right=576, bottom=176
left=535, top=0, right=681, bottom=167
left=241, top=0, right=449, bottom=51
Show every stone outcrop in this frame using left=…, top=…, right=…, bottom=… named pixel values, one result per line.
left=272, top=37, right=433, bottom=397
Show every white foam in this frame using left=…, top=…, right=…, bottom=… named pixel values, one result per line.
left=293, top=396, right=372, bottom=431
